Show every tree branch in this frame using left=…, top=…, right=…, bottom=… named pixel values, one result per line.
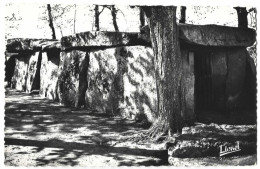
left=248, top=8, right=256, bottom=13
left=98, top=6, right=106, bottom=15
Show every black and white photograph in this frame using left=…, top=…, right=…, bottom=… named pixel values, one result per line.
left=1, top=0, right=258, bottom=167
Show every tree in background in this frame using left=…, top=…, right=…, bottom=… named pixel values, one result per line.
left=248, top=8, right=257, bottom=29
left=234, top=7, right=248, bottom=28
left=110, top=5, right=119, bottom=31
left=179, top=6, right=186, bottom=23
left=186, top=6, right=218, bottom=25
left=4, top=4, right=22, bottom=40
left=244, top=7, right=257, bottom=65
left=94, top=5, right=103, bottom=31
left=47, top=4, right=56, bottom=39
left=73, top=4, right=77, bottom=34
left=139, top=8, right=145, bottom=29
left=233, top=7, right=257, bottom=65
left=141, top=6, right=184, bottom=138
left=94, top=5, right=120, bottom=32
left=233, top=7, right=256, bottom=29
left=41, top=4, right=76, bottom=38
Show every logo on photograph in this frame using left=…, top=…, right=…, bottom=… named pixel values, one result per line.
left=219, top=141, right=241, bottom=157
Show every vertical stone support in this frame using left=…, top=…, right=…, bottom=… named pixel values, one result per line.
left=211, top=50, right=227, bottom=111
left=11, top=52, right=31, bottom=91
left=40, top=49, right=61, bottom=100
left=226, top=48, right=246, bottom=111
left=58, top=50, right=89, bottom=107
left=182, top=50, right=195, bottom=123
left=26, top=51, right=41, bottom=93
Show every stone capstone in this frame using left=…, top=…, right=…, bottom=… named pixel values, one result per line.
left=6, top=38, right=61, bottom=52
left=61, top=31, right=150, bottom=50
left=140, top=24, right=256, bottom=47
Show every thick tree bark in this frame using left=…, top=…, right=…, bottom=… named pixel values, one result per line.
left=179, top=6, right=186, bottom=23
left=111, top=5, right=119, bottom=32
left=141, top=6, right=184, bottom=137
left=234, top=7, right=248, bottom=28
left=47, top=4, right=56, bottom=39
left=139, top=8, right=145, bottom=29
left=94, top=5, right=100, bottom=31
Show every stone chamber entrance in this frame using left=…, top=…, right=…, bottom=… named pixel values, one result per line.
left=193, top=47, right=256, bottom=125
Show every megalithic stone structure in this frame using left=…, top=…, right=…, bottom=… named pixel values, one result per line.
left=5, top=23, right=256, bottom=125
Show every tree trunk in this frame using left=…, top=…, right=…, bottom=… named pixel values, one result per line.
left=94, top=5, right=100, bottom=31
left=141, top=6, right=184, bottom=137
left=179, top=6, right=186, bottom=23
left=73, top=5, right=77, bottom=34
left=47, top=4, right=56, bottom=39
left=139, top=8, right=145, bottom=29
left=111, top=5, right=119, bottom=32
left=234, top=7, right=248, bottom=28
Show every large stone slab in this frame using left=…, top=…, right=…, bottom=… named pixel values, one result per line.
left=211, top=50, right=228, bottom=111
left=168, top=123, right=256, bottom=158
left=86, top=46, right=157, bottom=122
left=85, top=46, right=197, bottom=123
left=121, top=46, right=157, bottom=121
left=86, top=48, right=120, bottom=113
left=226, top=48, right=247, bottom=111
left=179, top=24, right=256, bottom=47
left=6, top=38, right=61, bottom=52
left=140, top=24, right=256, bottom=47
left=25, top=51, right=41, bottom=92
left=61, top=31, right=150, bottom=50
left=181, top=50, right=195, bottom=123
left=5, top=53, right=18, bottom=85
left=11, top=54, right=29, bottom=91
left=11, top=51, right=40, bottom=92
left=40, top=50, right=61, bottom=101
left=56, top=50, right=87, bottom=107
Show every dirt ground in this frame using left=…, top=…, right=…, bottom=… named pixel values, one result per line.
left=4, top=89, right=168, bottom=167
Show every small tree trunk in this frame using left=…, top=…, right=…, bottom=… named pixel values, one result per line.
left=58, top=26, right=63, bottom=37
left=73, top=5, right=77, bottom=34
left=94, top=5, right=100, bottom=31
left=179, top=6, right=186, bottom=23
left=111, top=5, right=119, bottom=31
left=234, top=7, right=248, bottom=28
left=47, top=4, right=56, bottom=39
left=142, top=6, right=184, bottom=138
left=140, top=8, right=145, bottom=29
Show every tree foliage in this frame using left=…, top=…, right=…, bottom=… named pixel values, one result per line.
left=5, top=4, right=22, bottom=40
left=40, top=4, right=76, bottom=38
left=179, top=6, right=186, bottom=23
left=93, top=5, right=121, bottom=31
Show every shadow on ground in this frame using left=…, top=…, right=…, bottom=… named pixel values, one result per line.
left=5, top=89, right=167, bottom=166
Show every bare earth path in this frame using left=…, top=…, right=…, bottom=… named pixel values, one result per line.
left=4, top=89, right=168, bottom=167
